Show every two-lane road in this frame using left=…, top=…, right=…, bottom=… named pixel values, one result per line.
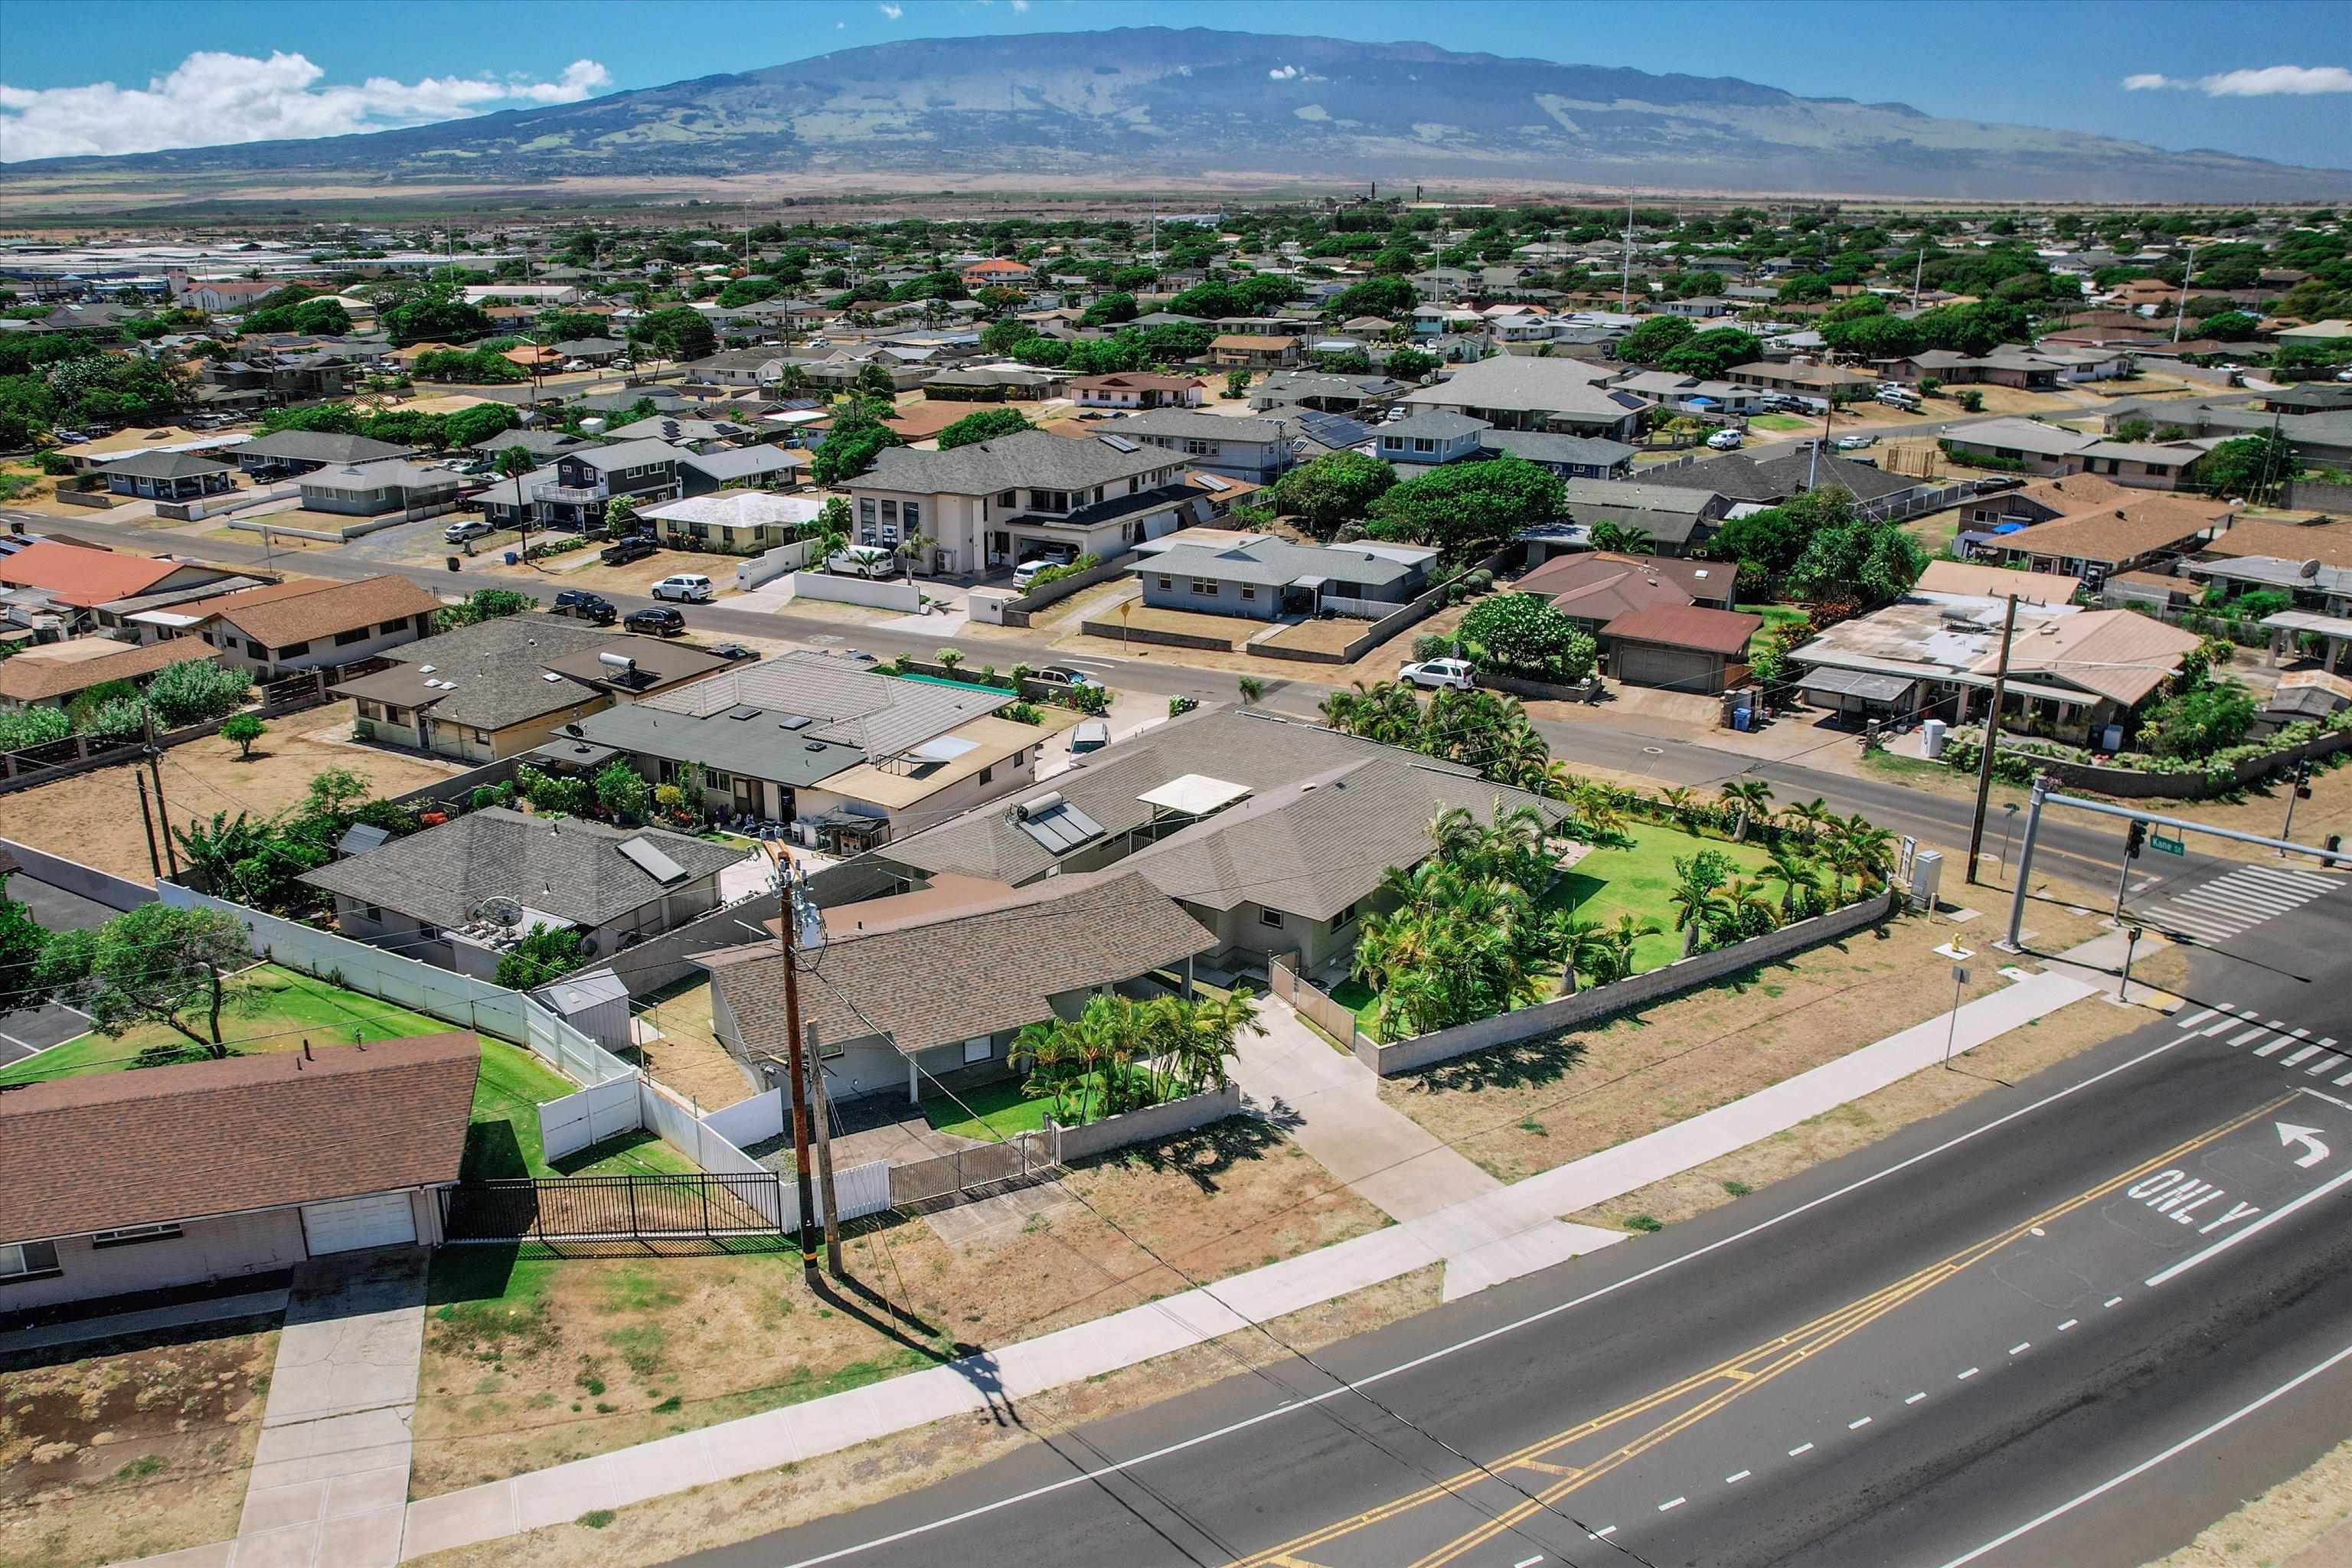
left=681, top=911, right=2352, bottom=1568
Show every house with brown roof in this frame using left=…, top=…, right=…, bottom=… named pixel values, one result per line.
left=175, top=574, right=445, bottom=678
left=1516, top=551, right=1738, bottom=635
left=0, top=635, right=228, bottom=713
left=959, top=257, right=1037, bottom=291
left=1983, top=495, right=2231, bottom=588
left=0, top=1034, right=478, bottom=1312
left=0, top=540, right=237, bottom=618
left=1599, top=604, right=1763, bottom=694
left=1210, top=334, right=1303, bottom=370
left=702, top=871, right=1215, bottom=1105
left=1070, top=372, right=1206, bottom=410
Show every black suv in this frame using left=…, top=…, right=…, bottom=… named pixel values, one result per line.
left=601, top=534, right=658, bottom=567
left=552, top=590, right=616, bottom=625
left=622, top=606, right=686, bottom=636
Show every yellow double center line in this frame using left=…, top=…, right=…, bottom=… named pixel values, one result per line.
left=1230, top=1096, right=2290, bottom=1568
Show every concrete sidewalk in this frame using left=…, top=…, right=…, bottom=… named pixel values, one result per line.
left=380, top=965, right=2104, bottom=1561
left=1231, top=997, right=1506, bottom=1223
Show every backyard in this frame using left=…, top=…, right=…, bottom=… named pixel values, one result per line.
left=0, top=963, right=690, bottom=1181
left=1548, top=822, right=1777, bottom=975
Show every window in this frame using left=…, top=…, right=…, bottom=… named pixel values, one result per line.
left=335, top=628, right=368, bottom=646
left=858, top=498, right=877, bottom=527
left=279, top=640, right=309, bottom=657
left=0, top=1240, right=60, bottom=1282
left=1240, top=585, right=1256, bottom=601
left=1413, top=437, right=1436, bottom=454
left=1156, top=575, right=1174, bottom=591
left=879, top=499, right=898, bottom=523
left=90, top=1223, right=182, bottom=1249
left=1334, top=900, right=1359, bottom=926
left=978, top=763, right=994, bottom=786
left=1190, top=579, right=1217, bottom=596
left=361, top=903, right=383, bottom=923
left=1184, top=438, right=1213, bottom=456
left=1258, top=907, right=1285, bottom=929
left=903, top=501, right=921, bottom=531
left=962, top=1035, right=993, bottom=1065
left=998, top=489, right=1018, bottom=507
left=379, top=621, right=407, bottom=635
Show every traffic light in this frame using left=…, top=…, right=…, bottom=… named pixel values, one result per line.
left=2296, top=761, right=2313, bottom=800
left=2125, top=820, right=2148, bottom=858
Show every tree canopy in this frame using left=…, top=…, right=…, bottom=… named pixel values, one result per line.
left=936, top=406, right=1034, bottom=449
left=1269, top=450, right=1396, bottom=538
left=1363, top=455, right=1564, bottom=557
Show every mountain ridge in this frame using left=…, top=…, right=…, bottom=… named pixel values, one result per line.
left=5, top=27, right=2345, bottom=201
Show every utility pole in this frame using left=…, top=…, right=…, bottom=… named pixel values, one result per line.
left=806, top=1024, right=843, bottom=1276
left=1619, top=194, right=1633, bottom=315
left=134, top=769, right=163, bottom=879
left=1911, top=247, right=1924, bottom=312
left=2171, top=242, right=2197, bottom=345
left=769, top=845, right=820, bottom=1282
left=1965, top=593, right=2020, bottom=886
left=2000, top=773, right=2050, bottom=952
left=2281, top=756, right=2312, bottom=852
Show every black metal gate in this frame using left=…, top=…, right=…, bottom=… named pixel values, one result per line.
left=440, top=1172, right=786, bottom=1243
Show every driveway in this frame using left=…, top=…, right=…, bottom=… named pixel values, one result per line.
left=0, top=873, right=116, bottom=1067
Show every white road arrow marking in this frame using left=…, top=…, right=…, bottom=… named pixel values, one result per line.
left=2277, top=1122, right=2331, bottom=1168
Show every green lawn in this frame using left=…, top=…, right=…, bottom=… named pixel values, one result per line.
left=921, top=1077, right=1054, bottom=1140
left=1325, top=977, right=1383, bottom=1031
left=1548, top=824, right=1777, bottom=975
left=5, top=963, right=696, bottom=1181
left=1749, top=413, right=1814, bottom=432
left=1736, top=602, right=1811, bottom=658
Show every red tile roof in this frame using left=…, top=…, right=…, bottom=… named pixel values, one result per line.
left=0, top=540, right=181, bottom=607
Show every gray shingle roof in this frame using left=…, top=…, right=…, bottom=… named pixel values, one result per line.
left=1146, top=538, right=1418, bottom=590
left=565, top=438, right=686, bottom=472
left=635, top=650, right=1011, bottom=756
left=563, top=701, right=866, bottom=787
left=1403, top=356, right=1638, bottom=419
left=677, top=446, right=803, bottom=484
left=1477, top=430, right=1638, bottom=469
left=301, top=808, right=745, bottom=931
left=1642, top=449, right=1919, bottom=505
left=341, top=615, right=619, bottom=730
left=708, top=872, right=1214, bottom=1059
left=237, top=431, right=419, bottom=465
left=860, top=428, right=1177, bottom=498
left=1380, top=410, right=1489, bottom=440
left=104, top=449, right=235, bottom=480
left=1106, top=409, right=1288, bottom=443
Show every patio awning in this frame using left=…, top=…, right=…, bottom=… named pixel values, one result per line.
left=1138, top=774, right=1253, bottom=817
left=1798, top=668, right=1916, bottom=703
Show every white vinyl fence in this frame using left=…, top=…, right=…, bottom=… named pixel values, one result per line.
left=540, top=1077, right=645, bottom=1162
left=783, top=570, right=922, bottom=612
left=734, top=538, right=815, bottom=591
left=683, top=1088, right=893, bottom=1225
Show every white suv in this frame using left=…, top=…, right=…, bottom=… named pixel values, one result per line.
left=650, top=573, right=714, bottom=603
left=1399, top=657, right=1476, bottom=691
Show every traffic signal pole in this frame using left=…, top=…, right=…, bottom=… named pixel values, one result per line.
left=2113, top=818, right=2145, bottom=921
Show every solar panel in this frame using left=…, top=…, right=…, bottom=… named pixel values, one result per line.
left=1096, top=434, right=1140, bottom=453
left=1012, top=800, right=1106, bottom=854
left=335, top=823, right=390, bottom=858
left=616, top=835, right=690, bottom=884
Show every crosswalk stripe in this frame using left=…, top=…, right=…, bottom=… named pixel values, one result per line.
left=2158, top=910, right=2247, bottom=942
left=2152, top=900, right=2246, bottom=928
left=2213, top=871, right=2323, bottom=896
left=2176, top=889, right=2285, bottom=917
left=2334, top=1063, right=2352, bottom=1087
left=2242, top=1028, right=2282, bottom=1051
left=2305, top=1053, right=2344, bottom=1076
left=2203, top=1009, right=2259, bottom=1037
left=2235, top=866, right=2338, bottom=891
left=2282, top=1045, right=2322, bottom=1067
left=2175, top=1008, right=2220, bottom=1031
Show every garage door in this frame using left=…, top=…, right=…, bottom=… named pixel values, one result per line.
left=1618, top=644, right=1718, bottom=694
left=302, top=1193, right=417, bottom=1255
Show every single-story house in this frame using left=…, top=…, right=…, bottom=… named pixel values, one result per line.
left=678, top=444, right=805, bottom=496
left=0, top=541, right=247, bottom=635
left=302, top=808, right=742, bottom=980
left=1400, top=356, right=1648, bottom=441
left=1912, top=559, right=2079, bottom=604
left=1599, top=604, right=1762, bottom=694
left=1517, top=478, right=1734, bottom=560
left=1109, top=407, right=1297, bottom=484
left=1721, top=361, right=1879, bottom=404
left=334, top=616, right=733, bottom=763
left=0, top=636, right=227, bottom=712
left=296, top=461, right=462, bottom=519
left=1939, top=417, right=2100, bottom=477
left=703, top=871, right=1215, bottom=1105
left=1475, top=429, right=1638, bottom=480
left=234, top=430, right=420, bottom=479
left=1141, top=538, right=1432, bottom=622
left=1069, top=371, right=1204, bottom=410
left=1643, top=447, right=1942, bottom=521
left=0, top=1034, right=477, bottom=1312
left=102, top=450, right=237, bottom=502
left=639, top=492, right=820, bottom=556
left=1517, top=551, right=1737, bottom=634
left=174, top=574, right=443, bottom=678
left=1982, top=495, right=2229, bottom=588
left=1246, top=371, right=1405, bottom=413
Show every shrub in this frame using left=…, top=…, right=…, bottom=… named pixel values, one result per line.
left=2, top=703, right=74, bottom=753
left=1067, top=683, right=1110, bottom=716
left=495, top=923, right=586, bottom=990
left=1001, top=701, right=1043, bottom=724
left=36, top=451, right=75, bottom=476
left=75, top=697, right=148, bottom=743
left=1168, top=695, right=1199, bottom=718
left=142, top=658, right=253, bottom=729
left=593, top=760, right=652, bottom=822
left=220, top=714, right=266, bottom=758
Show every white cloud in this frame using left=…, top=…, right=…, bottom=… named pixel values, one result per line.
left=2122, top=64, right=2352, bottom=96
left=1010, top=0, right=1030, bottom=11
left=879, top=2, right=903, bottom=16
left=0, top=51, right=611, bottom=162
left=1269, top=64, right=1301, bottom=80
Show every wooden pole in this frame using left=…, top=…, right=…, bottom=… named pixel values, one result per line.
left=1965, top=593, right=2020, bottom=886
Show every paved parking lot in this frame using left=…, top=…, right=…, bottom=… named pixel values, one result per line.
left=0, top=873, right=117, bottom=1067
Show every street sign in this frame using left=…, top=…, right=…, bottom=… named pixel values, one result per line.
left=2151, top=830, right=2186, bottom=856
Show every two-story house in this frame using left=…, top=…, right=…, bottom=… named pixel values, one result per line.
left=1106, top=409, right=1296, bottom=485
left=1375, top=410, right=1488, bottom=473
left=848, top=430, right=1202, bottom=574
left=532, top=439, right=686, bottom=530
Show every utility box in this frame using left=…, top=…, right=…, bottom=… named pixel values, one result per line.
left=1907, top=848, right=1944, bottom=914
left=1922, top=717, right=1949, bottom=759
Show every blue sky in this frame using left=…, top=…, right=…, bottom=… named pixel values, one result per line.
left=2, top=0, right=2346, bottom=167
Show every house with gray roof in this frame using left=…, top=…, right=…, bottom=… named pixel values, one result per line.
left=302, top=808, right=744, bottom=981
left=1106, top=407, right=1297, bottom=483
left=848, top=429, right=1200, bottom=575
left=1141, top=537, right=1432, bottom=621
left=1401, top=355, right=1650, bottom=440
left=234, top=430, right=419, bottom=479
left=1642, top=447, right=1939, bottom=518
left=677, top=443, right=805, bottom=498
left=102, top=449, right=237, bottom=501
left=296, top=459, right=462, bottom=518
left=1517, top=477, right=1734, bottom=560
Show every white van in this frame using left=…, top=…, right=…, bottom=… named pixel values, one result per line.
left=828, top=547, right=895, bottom=578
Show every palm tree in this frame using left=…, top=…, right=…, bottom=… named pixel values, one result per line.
left=1720, top=779, right=1774, bottom=844
left=1547, top=913, right=1613, bottom=995
left=1761, top=844, right=1819, bottom=918
left=1720, top=877, right=1779, bottom=937
left=1668, top=875, right=1726, bottom=959
left=1488, top=722, right=1551, bottom=791
left=1318, top=688, right=1361, bottom=730
left=1425, top=805, right=1481, bottom=867
left=1602, top=914, right=1660, bottom=982
left=1832, top=816, right=1897, bottom=900
left=1236, top=675, right=1267, bottom=707
left=1781, top=796, right=1834, bottom=844
left=896, top=531, right=934, bottom=581
left=1589, top=521, right=1655, bottom=556
left=1659, top=785, right=1696, bottom=828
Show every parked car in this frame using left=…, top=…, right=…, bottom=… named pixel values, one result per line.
left=828, top=547, right=895, bottom=578
left=1070, top=720, right=1111, bottom=753
left=622, top=606, right=686, bottom=636
left=707, top=642, right=756, bottom=661
left=1012, top=559, right=1055, bottom=590
left=444, top=518, right=495, bottom=544
left=1706, top=429, right=1743, bottom=451
left=1400, top=657, right=1476, bottom=691
left=1028, top=665, right=1097, bottom=691
left=562, top=358, right=591, bottom=372
left=600, top=535, right=658, bottom=567
left=651, top=573, right=715, bottom=603
left=610, top=358, right=634, bottom=371
left=1836, top=434, right=1878, bottom=452
left=551, top=590, right=616, bottom=624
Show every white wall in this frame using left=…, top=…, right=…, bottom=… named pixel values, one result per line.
left=783, top=572, right=923, bottom=612
left=735, top=538, right=814, bottom=590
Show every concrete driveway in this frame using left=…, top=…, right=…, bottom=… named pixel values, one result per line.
left=0, top=873, right=115, bottom=1067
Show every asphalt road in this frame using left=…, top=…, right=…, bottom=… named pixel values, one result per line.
left=672, top=890, right=2352, bottom=1568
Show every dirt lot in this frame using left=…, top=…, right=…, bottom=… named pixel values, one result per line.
left=3, top=701, right=468, bottom=884
left=0, top=1315, right=279, bottom=1568
left=2147, top=1438, right=2352, bottom=1568
left=1376, top=896, right=2161, bottom=1187
left=413, top=1266, right=1439, bottom=1568
left=407, top=1117, right=1387, bottom=1498
left=628, top=979, right=759, bottom=1110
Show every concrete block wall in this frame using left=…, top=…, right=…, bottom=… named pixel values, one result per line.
left=1052, top=1081, right=1243, bottom=1161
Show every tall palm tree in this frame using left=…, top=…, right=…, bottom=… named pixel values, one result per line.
left=1781, top=796, right=1835, bottom=844
left=1547, top=913, right=1613, bottom=996
left=1487, top=721, right=1552, bottom=791
left=1720, top=779, right=1775, bottom=844
left=1659, top=785, right=1696, bottom=828
left=1603, top=914, right=1661, bottom=982
left=1761, top=844, right=1819, bottom=918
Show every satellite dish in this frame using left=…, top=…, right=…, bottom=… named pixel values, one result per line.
left=472, top=894, right=524, bottom=929
left=2301, top=559, right=2323, bottom=580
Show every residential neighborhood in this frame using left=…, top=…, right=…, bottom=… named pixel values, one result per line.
left=4, top=9, right=2352, bottom=1568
